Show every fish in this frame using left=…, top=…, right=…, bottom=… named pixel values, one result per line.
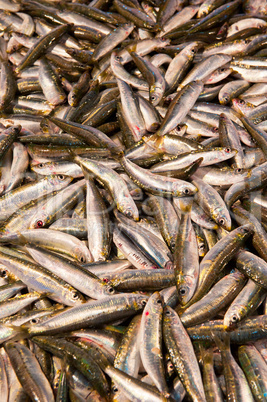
left=163, top=305, right=206, bottom=401
left=0, top=1, right=266, bottom=399
left=140, top=292, right=169, bottom=396
left=5, top=342, right=55, bottom=402
left=213, top=332, right=254, bottom=401
left=173, top=197, right=199, bottom=305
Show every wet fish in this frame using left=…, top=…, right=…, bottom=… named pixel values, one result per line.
left=0, top=1, right=266, bottom=399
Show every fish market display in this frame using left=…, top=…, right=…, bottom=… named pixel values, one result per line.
left=0, top=0, right=267, bottom=401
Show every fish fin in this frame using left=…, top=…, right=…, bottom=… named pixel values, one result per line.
left=39, top=292, right=52, bottom=300
left=126, top=43, right=137, bottom=53
left=191, top=157, right=204, bottom=169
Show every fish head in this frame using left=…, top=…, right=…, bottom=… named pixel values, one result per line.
left=236, top=223, right=254, bottom=241
left=214, top=207, right=232, bottom=231
left=101, top=282, right=117, bottom=297
left=163, top=305, right=177, bottom=322
left=147, top=291, right=164, bottom=315
left=29, top=212, right=47, bottom=229
left=122, top=21, right=135, bottom=34
left=157, top=37, right=171, bottom=47
left=49, top=174, right=73, bottom=190
left=219, top=92, right=231, bottom=105
left=173, top=181, right=198, bottom=197
left=223, top=307, right=242, bottom=331
left=176, top=275, right=197, bottom=306
left=221, top=147, right=238, bottom=160
left=150, top=89, right=162, bottom=106
left=65, top=288, right=86, bottom=306
left=31, top=161, right=55, bottom=175
left=232, top=98, right=254, bottom=116
left=134, top=293, right=150, bottom=311
left=119, top=198, right=139, bottom=221
left=73, top=245, right=93, bottom=264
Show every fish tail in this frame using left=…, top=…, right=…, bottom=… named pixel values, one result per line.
left=107, top=144, right=124, bottom=161
left=199, top=342, right=214, bottom=365
left=0, top=37, right=7, bottom=62
left=212, top=331, right=230, bottom=351
left=5, top=324, right=30, bottom=341
left=178, top=196, right=194, bottom=213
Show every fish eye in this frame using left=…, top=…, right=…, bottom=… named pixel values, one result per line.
left=239, top=99, right=245, bottom=105
left=115, top=55, right=122, bottom=62
left=141, top=299, right=147, bottom=306
left=112, top=386, right=118, bottom=393
left=241, top=227, right=250, bottom=233
left=177, top=125, right=182, bottom=131
left=224, top=96, right=229, bottom=102
left=57, top=174, right=65, bottom=180
left=212, top=127, right=218, bottom=132
left=36, top=220, right=44, bottom=228
left=165, top=309, right=171, bottom=316
left=80, top=256, right=86, bottom=263
left=38, top=163, right=44, bottom=168
left=199, top=244, right=205, bottom=249
left=219, top=218, right=225, bottom=225
left=220, top=68, right=226, bottom=72
left=179, top=287, right=187, bottom=296
left=151, top=95, right=156, bottom=101
left=107, top=286, right=115, bottom=294
left=183, top=188, right=190, bottom=195
left=231, top=315, right=238, bottom=322
left=125, top=210, right=133, bottom=218
left=225, top=148, right=231, bottom=153
left=71, top=291, right=79, bottom=300
left=156, top=299, right=162, bottom=304
left=0, top=270, right=7, bottom=278
left=31, top=318, right=37, bottom=324
left=236, top=168, right=242, bottom=173
left=103, top=278, right=109, bottom=283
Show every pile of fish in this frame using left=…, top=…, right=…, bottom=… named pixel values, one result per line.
left=1, top=0, right=267, bottom=400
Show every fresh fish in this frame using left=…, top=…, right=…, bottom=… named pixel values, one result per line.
left=213, top=332, right=254, bottom=402
left=163, top=306, right=206, bottom=402
left=0, top=247, right=86, bottom=306
left=140, top=292, right=169, bottom=396
left=26, top=245, right=116, bottom=299
left=0, top=2, right=266, bottom=398
left=181, top=270, right=246, bottom=327
left=5, top=342, right=55, bottom=402
left=24, top=293, right=149, bottom=336
left=173, top=197, right=199, bottom=305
